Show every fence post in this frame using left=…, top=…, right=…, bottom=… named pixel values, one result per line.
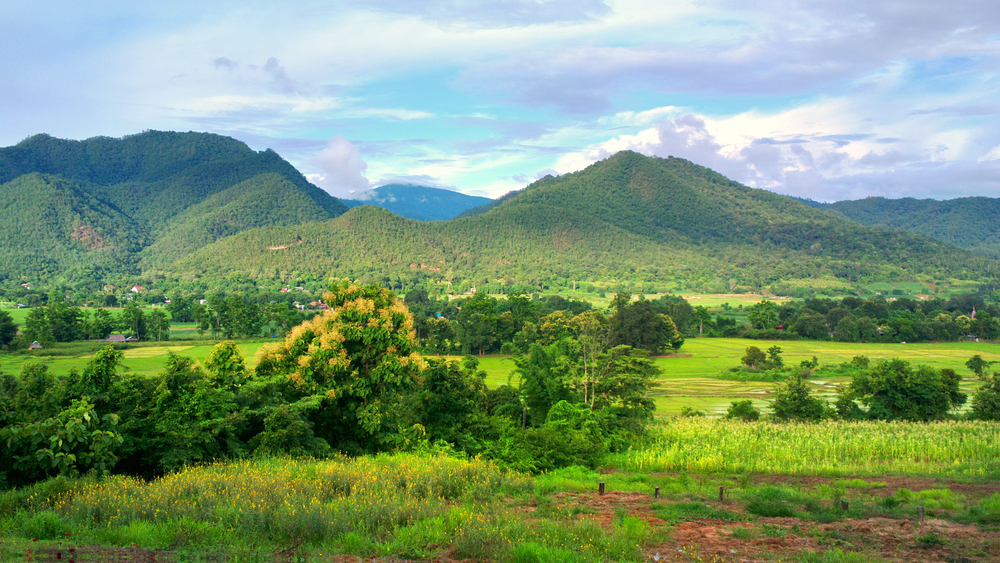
left=599, top=482, right=605, bottom=495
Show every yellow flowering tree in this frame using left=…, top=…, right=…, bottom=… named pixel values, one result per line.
left=256, top=281, right=424, bottom=453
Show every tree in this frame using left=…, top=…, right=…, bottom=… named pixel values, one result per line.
left=0, top=310, right=15, bottom=347
left=609, top=293, right=683, bottom=354
left=847, top=359, right=966, bottom=421
left=746, top=300, right=778, bottom=329
left=256, top=281, right=423, bottom=453
left=966, top=355, right=994, bottom=377
left=741, top=346, right=766, bottom=368
left=771, top=374, right=827, bottom=421
left=204, top=340, right=248, bottom=391
left=970, top=373, right=1000, bottom=421
left=726, top=399, right=760, bottom=421
left=693, top=305, right=711, bottom=335
left=455, top=293, right=499, bottom=355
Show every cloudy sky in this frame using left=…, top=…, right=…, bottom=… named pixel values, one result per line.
left=3, top=0, right=1000, bottom=201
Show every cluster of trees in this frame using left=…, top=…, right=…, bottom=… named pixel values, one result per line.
left=723, top=348, right=1000, bottom=423
left=0, top=282, right=661, bottom=488
left=19, top=302, right=169, bottom=345
left=1, top=294, right=312, bottom=349
left=736, top=293, right=999, bottom=342
left=406, top=290, right=685, bottom=357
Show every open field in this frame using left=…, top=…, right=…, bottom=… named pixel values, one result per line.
left=5, top=338, right=996, bottom=419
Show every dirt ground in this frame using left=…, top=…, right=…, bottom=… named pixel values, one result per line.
left=18, top=474, right=1000, bottom=563
left=548, top=472, right=1000, bottom=563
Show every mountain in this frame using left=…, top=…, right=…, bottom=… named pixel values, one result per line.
left=0, top=173, right=148, bottom=280
left=0, top=131, right=348, bottom=284
left=164, top=151, right=998, bottom=291
left=825, top=197, right=1000, bottom=260
left=343, top=184, right=492, bottom=221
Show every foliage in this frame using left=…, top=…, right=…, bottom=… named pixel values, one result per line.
left=970, top=374, right=1000, bottom=421
left=846, top=359, right=966, bottom=421
left=726, top=400, right=760, bottom=421
left=256, top=281, right=423, bottom=453
left=771, top=374, right=829, bottom=422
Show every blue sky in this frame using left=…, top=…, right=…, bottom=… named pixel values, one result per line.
left=2, top=0, right=1000, bottom=201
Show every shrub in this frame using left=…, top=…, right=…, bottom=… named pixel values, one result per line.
left=726, top=400, right=760, bottom=422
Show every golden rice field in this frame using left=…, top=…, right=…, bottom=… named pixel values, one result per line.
left=614, top=418, right=1000, bottom=478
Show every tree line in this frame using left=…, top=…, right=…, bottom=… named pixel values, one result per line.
left=0, top=282, right=663, bottom=489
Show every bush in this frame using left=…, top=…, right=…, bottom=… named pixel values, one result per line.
left=771, top=374, right=828, bottom=421
left=726, top=400, right=760, bottom=422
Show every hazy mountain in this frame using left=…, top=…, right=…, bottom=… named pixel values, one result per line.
left=344, top=184, right=492, bottom=221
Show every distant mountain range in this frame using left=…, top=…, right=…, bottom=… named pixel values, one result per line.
left=1, top=132, right=997, bottom=292
left=344, top=184, right=492, bottom=221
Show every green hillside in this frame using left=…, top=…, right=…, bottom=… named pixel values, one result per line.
left=0, top=173, right=147, bottom=281
left=164, top=152, right=999, bottom=291
left=140, top=173, right=343, bottom=269
left=344, top=184, right=492, bottom=221
left=0, top=131, right=348, bottom=284
left=827, top=197, right=1000, bottom=259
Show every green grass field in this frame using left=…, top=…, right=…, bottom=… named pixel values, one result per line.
left=3, top=335, right=996, bottom=420
left=444, top=338, right=999, bottom=417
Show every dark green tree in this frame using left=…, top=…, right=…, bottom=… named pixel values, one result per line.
left=771, top=374, right=827, bottom=421
left=0, top=310, right=15, bottom=346
left=847, top=359, right=966, bottom=421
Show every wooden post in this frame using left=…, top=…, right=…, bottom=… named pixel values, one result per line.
left=840, top=500, right=849, bottom=511
left=719, top=486, right=724, bottom=502
left=599, top=482, right=605, bottom=495
left=654, top=486, right=660, bottom=499
left=918, top=506, right=924, bottom=522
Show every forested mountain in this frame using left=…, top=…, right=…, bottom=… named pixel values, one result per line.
left=164, top=151, right=999, bottom=292
left=344, top=184, right=492, bottom=221
left=823, top=197, right=1000, bottom=259
left=0, top=174, right=148, bottom=280
left=0, top=131, right=348, bottom=284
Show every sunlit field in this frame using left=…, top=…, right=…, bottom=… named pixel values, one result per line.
left=614, top=418, right=1000, bottom=477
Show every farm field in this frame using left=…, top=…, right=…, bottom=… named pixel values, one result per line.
left=443, top=338, right=999, bottom=417
left=4, top=338, right=996, bottom=419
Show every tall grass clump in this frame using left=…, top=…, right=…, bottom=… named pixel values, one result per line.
left=612, top=418, right=1000, bottom=477
left=25, top=453, right=531, bottom=555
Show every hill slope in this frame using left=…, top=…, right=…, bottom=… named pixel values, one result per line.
left=0, top=174, right=148, bottom=281
left=165, top=152, right=998, bottom=291
left=0, top=132, right=348, bottom=283
left=826, top=197, right=1000, bottom=259
left=344, top=184, right=492, bottom=221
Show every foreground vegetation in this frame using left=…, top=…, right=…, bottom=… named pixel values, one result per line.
left=3, top=441, right=1000, bottom=562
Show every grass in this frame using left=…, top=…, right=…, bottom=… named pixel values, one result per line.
left=0, top=455, right=651, bottom=562
left=613, top=418, right=1000, bottom=478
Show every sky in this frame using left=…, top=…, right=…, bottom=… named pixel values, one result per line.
left=2, top=0, right=1000, bottom=202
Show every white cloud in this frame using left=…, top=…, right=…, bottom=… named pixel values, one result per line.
left=308, top=136, right=372, bottom=198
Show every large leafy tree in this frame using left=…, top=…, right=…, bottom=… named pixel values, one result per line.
left=256, top=281, right=423, bottom=453
left=847, top=359, right=966, bottom=421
